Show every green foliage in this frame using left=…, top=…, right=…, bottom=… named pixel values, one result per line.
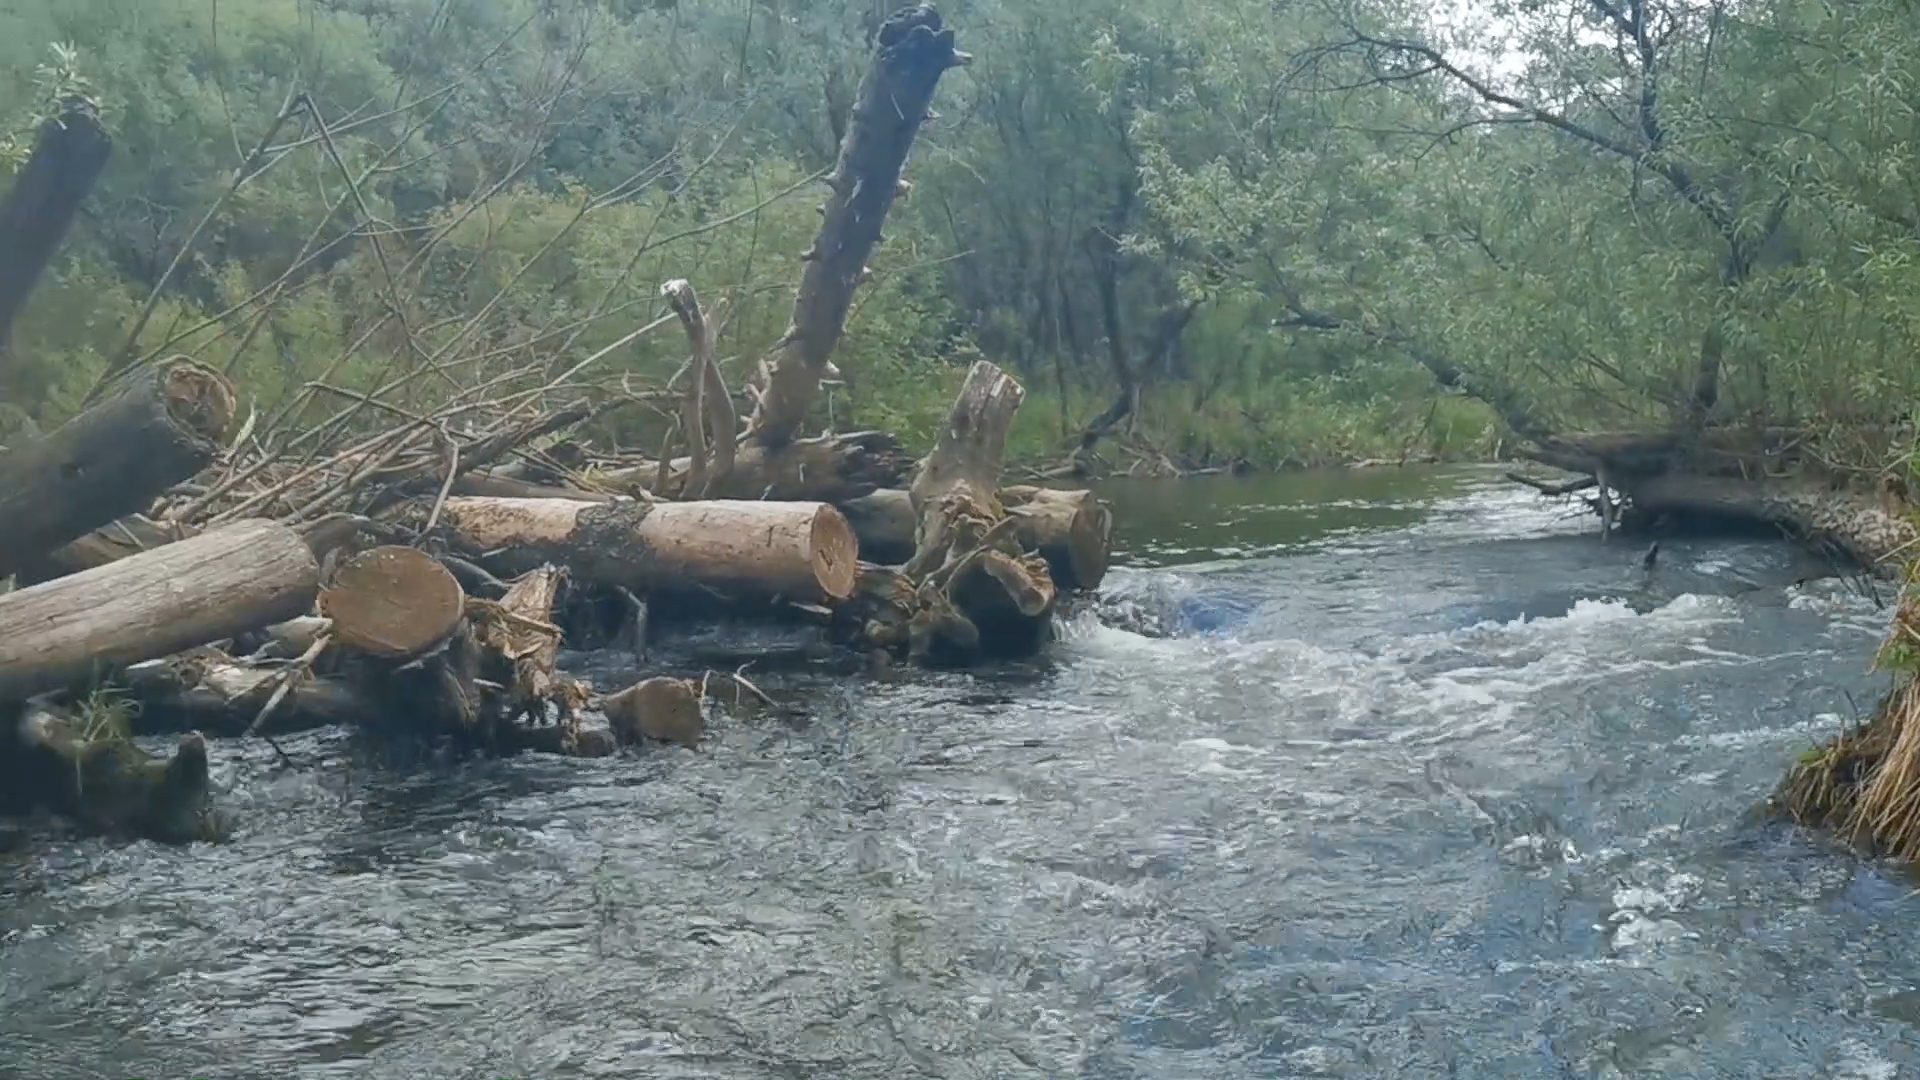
left=3, top=0, right=1919, bottom=470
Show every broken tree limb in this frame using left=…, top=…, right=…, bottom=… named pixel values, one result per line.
left=745, top=4, right=969, bottom=448
left=0, top=95, right=112, bottom=353
left=0, top=358, right=236, bottom=581
left=0, top=518, right=320, bottom=702
left=120, top=650, right=369, bottom=737
left=436, top=496, right=860, bottom=605
left=661, top=278, right=736, bottom=499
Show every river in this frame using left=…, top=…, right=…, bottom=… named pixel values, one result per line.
left=3, top=465, right=1916, bottom=1078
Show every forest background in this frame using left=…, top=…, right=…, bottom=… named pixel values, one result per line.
left=3, top=0, right=1918, bottom=476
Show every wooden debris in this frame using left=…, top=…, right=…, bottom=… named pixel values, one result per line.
left=603, top=676, right=705, bottom=748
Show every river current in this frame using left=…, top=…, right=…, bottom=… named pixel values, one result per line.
left=3, top=466, right=1916, bottom=1078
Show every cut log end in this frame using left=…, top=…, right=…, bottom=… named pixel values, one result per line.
left=810, top=504, right=860, bottom=601
left=605, top=676, right=705, bottom=748
left=320, top=545, right=466, bottom=660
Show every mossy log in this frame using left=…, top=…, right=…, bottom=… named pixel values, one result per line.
left=0, top=518, right=319, bottom=702
left=0, top=358, right=235, bottom=581
left=436, top=496, right=860, bottom=606
left=841, top=485, right=1112, bottom=590
left=0, top=701, right=215, bottom=844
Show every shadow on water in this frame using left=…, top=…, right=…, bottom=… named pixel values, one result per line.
left=5, top=465, right=1920, bottom=1078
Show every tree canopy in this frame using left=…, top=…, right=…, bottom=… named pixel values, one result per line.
left=2, top=0, right=1917, bottom=473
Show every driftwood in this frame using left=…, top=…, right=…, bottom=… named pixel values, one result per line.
left=436, top=496, right=860, bottom=605
left=0, top=518, right=319, bottom=702
left=0, top=95, right=112, bottom=352
left=746, top=4, right=969, bottom=448
left=839, top=484, right=1112, bottom=590
left=0, top=358, right=235, bottom=581
left=121, top=649, right=368, bottom=737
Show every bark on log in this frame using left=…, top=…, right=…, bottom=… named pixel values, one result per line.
left=603, top=676, right=705, bottom=748
left=745, top=5, right=969, bottom=448
left=1621, top=473, right=1918, bottom=573
left=0, top=358, right=236, bottom=580
left=0, top=703, right=214, bottom=844
left=0, top=96, right=112, bottom=352
left=840, top=485, right=1112, bottom=590
left=0, top=519, right=320, bottom=702
left=600, top=430, right=911, bottom=504
left=14, top=513, right=197, bottom=587
left=437, top=496, right=860, bottom=604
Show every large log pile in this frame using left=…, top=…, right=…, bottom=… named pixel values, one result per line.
left=0, top=4, right=1119, bottom=844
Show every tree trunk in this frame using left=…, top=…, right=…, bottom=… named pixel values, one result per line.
left=436, top=496, right=861, bottom=605
left=120, top=650, right=370, bottom=738
left=0, top=358, right=236, bottom=581
left=746, top=5, right=969, bottom=448
left=898, top=360, right=1057, bottom=664
left=0, top=96, right=112, bottom=353
left=601, top=430, right=911, bottom=504
left=0, top=518, right=319, bottom=702
left=14, top=513, right=196, bottom=587
left=319, top=545, right=467, bottom=661
left=840, top=485, right=1112, bottom=590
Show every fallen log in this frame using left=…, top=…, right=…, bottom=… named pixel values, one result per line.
left=895, top=360, right=1058, bottom=664
left=0, top=358, right=236, bottom=581
left=0, top=702, right=214, bottom=844
left=14, top=513, right=197, bottom=587
left=436, top=496, right=860, bottom=605
left=840, top=485, right=1112, bottom=590
left=746, top=5, right=970, bottom=449
left=1620, top=472, right=1916, bottom=574
left=0, top=518, right=320, bottom=702
left=0, top=95, right=112, bottom=352
left=599, top=430, right=911, bottom=503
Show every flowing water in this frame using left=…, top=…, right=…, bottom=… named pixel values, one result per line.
left=4, top=465, right=1919, bottom=1079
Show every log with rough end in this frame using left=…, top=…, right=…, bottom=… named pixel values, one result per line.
left=319, top=545, right=467, bottom=661
left=437, top=496, right=860, bottom=604
left=0, top=518, right=319, bottom=702
left=843, top=485, right=1112, bottom=589
left=0, top=358, right=235, bottom=580
left=894, top=360, right=1058, bottom=664
left=603, top=676, right=705, bottom=748
left=1001, top=486, right=1112, bottom=592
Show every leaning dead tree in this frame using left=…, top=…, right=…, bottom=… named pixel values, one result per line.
left=0, top=95, right=112, bottom=354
